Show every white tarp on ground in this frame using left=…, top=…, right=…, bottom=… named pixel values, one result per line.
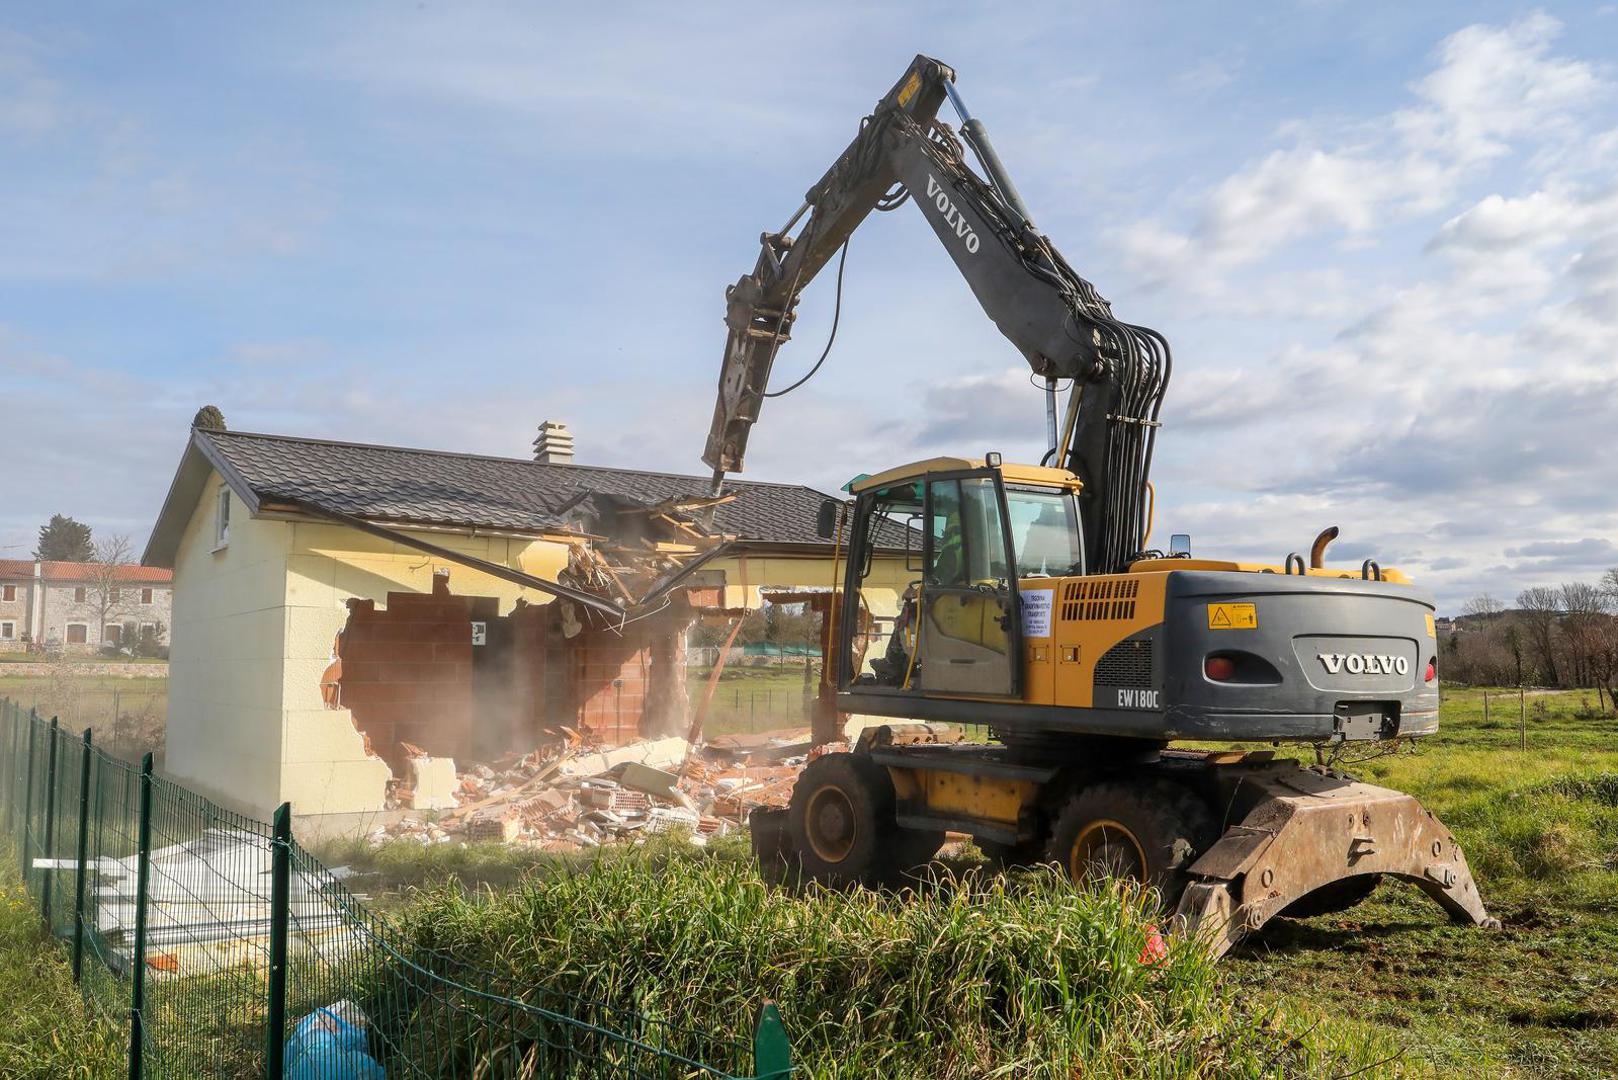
left=42, top=826, right=358, bottom=970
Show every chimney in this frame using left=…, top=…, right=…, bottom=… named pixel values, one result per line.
left=533, top=421, right=575, bottom=465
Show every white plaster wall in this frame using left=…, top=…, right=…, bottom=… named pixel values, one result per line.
left=164, top=479, right=294, bottom=816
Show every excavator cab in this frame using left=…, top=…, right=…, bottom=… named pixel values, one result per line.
left=840, top=457, right=1091, bottom=701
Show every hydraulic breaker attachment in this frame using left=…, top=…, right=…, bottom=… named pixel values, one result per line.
left=1173, top=763, right=1499, bottom=958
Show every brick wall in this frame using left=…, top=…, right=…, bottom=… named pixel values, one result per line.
left=336, top=583, right=476, bottom=775
left=334, top=583, right=698, bottom=773
left=571, top=626, right=651, bottom=744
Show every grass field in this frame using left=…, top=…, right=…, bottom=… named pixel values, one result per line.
left=0, top=670, right=166, bottom=760
left=0, top=860, right=123, bottom=1079
left=342, top=686, right=1618, bottom=1077
left=1225, top=687, right=1618, bottom=1077
left=687, top=662, right=822, bottom=736
left=4, top=687, right=1613, bottom=1076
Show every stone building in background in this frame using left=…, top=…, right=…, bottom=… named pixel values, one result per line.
left=0, top=559, right=173, bottom=654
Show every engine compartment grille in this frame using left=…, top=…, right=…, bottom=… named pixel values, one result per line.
left=1061, top=578, right=1140, bottom=621
left=1094, top=638, right=1153, bottom=688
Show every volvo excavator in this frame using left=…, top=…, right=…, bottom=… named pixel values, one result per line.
left=702, top=55, right=1495, bottom=956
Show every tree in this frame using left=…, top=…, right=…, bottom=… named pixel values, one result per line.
left=34, top=514, right=93, bottom=562
left=1560, top=582, right=1609, bottom=699
left=1462, top=594, right=1504, bottom=620
left=191, top=404, right=227, bottom=430
left=1503, top=624, right=1524, bottom=686
left=1515, top=586, right=1562, bottom=686
left=86, top=534, right=135, bottom=651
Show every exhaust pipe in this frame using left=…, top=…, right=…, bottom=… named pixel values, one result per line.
left=1309, top=526, right=1339, bottom=570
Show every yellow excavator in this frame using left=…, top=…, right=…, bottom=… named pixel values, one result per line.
left=703, top=55, right=1495, bottom=956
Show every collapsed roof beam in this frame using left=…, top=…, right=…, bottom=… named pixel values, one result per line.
left=277, top=498, right=630, bottom=619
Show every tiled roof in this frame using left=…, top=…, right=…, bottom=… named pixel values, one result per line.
left=0, top=560, right=171, bottom=583
left=194, top=429, right=895, bottom=549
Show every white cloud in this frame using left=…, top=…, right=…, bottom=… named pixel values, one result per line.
left=1121, top=12, right=1611, bottom=282
left=1402, top=12, right=1605, bottom=165
left=1098, top=15, right=1618, bottom=609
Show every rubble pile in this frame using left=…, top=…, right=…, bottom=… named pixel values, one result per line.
left=369, top=726, right=819, bottom=853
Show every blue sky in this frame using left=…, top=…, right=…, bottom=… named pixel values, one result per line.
left=3, top=2, right=1616, bottom=611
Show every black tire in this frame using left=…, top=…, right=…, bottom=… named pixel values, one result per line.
left=884, top=826, right=947, bottom=884
left=1279, top=874, right=1383, bottom=919
left=1047, top=778, right=1217, bottom=908
left=786, top=753, right=896, bottom=887
left=976, top=837, right=1044, bottom=871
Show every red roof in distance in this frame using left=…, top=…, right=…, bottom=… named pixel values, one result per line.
left=0, top=560, right=172, bottom=584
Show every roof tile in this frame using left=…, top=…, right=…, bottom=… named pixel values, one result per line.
left=200, top=430, right=878, bottom=548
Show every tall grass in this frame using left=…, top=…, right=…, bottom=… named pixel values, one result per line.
left=384, top=839, right=1403, bottom=1079
left=0, top=860, right=123, bottom=1079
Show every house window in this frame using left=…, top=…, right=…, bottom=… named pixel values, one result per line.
left=140, top=622, right=156, bottom=639
left=215, top=487, right=231, bottom=548
left=141, top=588, right=154, bottom=605
left=1, top=584, right=15, bottom=602
left=74, top=587, right=87, bottom=603
left=0, top=622, right=13, bottom=640
left=104, top=624, right=122, bottom=646
left=66, top=624, right=88, bottom=645
left=110, top=587, right=121, bottom=603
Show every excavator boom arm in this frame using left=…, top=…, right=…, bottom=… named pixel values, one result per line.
left=702, top=54, right=1171, bottom=572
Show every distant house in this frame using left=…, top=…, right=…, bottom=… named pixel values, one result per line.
left=142, top=425, right=911, bottom=824
left=0, top=560, right=173, bottom=654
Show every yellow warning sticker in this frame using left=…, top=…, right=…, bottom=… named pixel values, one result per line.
left=1207, top=602, right=1258, bottom=630
left=1425, top=613, right=1437, bottom=638
left=897, top=72, right=922, bottom=106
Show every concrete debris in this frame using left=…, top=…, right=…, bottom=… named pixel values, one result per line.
left=364, top=723, right=910, bottom=853
left=617, top=761, right=680, bottom=799
left=405, top=754, right=459, bottom=811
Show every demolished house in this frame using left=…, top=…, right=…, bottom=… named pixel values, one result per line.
left=142, top=421, right=913, bottom=831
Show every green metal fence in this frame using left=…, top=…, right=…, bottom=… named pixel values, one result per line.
left=0, top=698, right=792, bottom=1079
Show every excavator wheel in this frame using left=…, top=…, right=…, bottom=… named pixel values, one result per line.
left=787, top=753, right=899, bottom=887
left=1048, top=778, right=1217, bottom=908
left=1278, top=874, right=1383, bottom=919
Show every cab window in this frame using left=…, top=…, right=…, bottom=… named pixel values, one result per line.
left=1005, top=486, right=1083, bottom=578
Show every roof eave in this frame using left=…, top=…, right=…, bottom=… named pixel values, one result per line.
left=142, top=429, right=263, bottom=568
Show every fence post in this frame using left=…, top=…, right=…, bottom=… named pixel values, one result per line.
left=265, top=802, right=293, bottom=1078
left=72, top=727, right=93, bottom=983
left=20, top=713, right=36, bottom=879
left=1483, top=691, right=1490, bottom=724
left=753, top=1002, right=792, bottom=1079
left=1519, top=686, right=1527, bottom=751
left=41, top=717, right=59, bottom=922
left=2, top=701, right=14, bottom=832
left=128, top=752, right=154, bottom=1080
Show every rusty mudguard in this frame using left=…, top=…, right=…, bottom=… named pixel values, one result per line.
left=1173, top=763, right=1499, bottom=957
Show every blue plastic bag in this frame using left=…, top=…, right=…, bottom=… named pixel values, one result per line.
left=284, top=1004, right=385, bottom=1080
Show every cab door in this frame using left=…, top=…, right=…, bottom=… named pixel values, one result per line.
left=917, top=470, right=1023, bottom=697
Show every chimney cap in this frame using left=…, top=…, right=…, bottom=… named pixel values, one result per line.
left=533, top=420, right=575, bottom=465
